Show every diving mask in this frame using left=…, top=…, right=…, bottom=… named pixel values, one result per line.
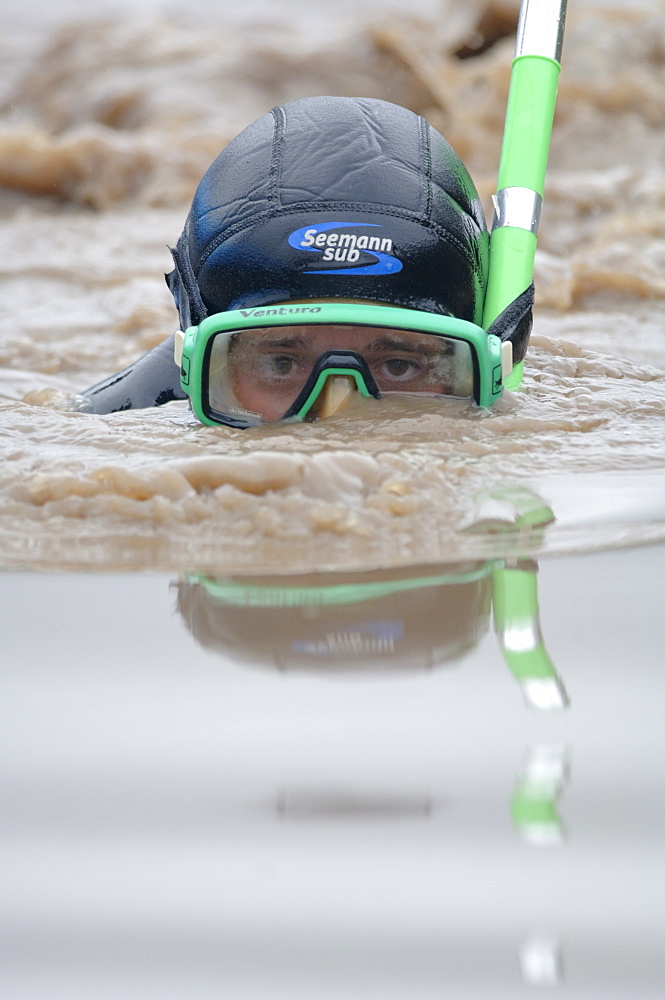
left=175, top=302, right=512, bottom=428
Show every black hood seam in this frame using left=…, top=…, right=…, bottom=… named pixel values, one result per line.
left=418, top=115, right=433, bottom=222
left=269, top=105, right=286, bottom=208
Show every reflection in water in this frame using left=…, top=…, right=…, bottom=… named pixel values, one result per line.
left=276, top=792, right=434, bottom=821
left=175, top=555, right=572, bottom=988
left=176, top=562, right=493, bottom=673
left=175, top=556, right=568, bottom=709
left=494, top=563, right=569, bottom=710
left=513, top=747, right=571, bottom=988
left=511, top=745, right=570, bottom=848
left=519, top=932, right=564, bottom=987
left=5, top=545, right=664, bottom=997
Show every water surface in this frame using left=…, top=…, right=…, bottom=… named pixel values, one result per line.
left=2, top=546, right=664, bottom=998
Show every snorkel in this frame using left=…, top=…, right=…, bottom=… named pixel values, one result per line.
left=483, top=0, right=568, bottom=387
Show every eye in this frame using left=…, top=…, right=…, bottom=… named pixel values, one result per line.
left=273, top=355, right=295, bottom=375
left=383, top=357, right=415, bottom=378
left=375, top=356, right=421, bottom=382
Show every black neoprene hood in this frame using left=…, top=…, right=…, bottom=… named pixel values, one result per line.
left=166, top=96, right=490, bottom=329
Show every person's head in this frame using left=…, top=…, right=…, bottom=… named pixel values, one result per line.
left=168, top=97, right=531, bottom=427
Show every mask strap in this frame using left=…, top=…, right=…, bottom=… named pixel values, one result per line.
left=486, top=282, right=534, bottom=365
left=165, top=237, right=208, bottom=329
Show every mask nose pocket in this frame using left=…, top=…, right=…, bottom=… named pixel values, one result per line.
left=307, top=374, right=358, bottom=420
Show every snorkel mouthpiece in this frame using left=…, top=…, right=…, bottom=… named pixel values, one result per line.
left=308, top=374, right=358, bottom=420
left=283, top=349, right=379, bottom=423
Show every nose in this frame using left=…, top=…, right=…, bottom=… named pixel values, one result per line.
left=307, top=373, right=357, bottom=420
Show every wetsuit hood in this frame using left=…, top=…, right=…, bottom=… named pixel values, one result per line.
left=166, top=96, right=489, bottom=329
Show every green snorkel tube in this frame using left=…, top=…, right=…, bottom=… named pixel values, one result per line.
left=483, top=0, right=568, bottom=388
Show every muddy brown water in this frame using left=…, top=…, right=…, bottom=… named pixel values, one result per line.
left=1, top=0, right=664, bottom=572
left=1, top=1, right=664, bottom=997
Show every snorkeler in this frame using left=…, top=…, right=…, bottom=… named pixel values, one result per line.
left=75, top=0, right=569, bottom=425
left=74, top=95, right=534, bottom=425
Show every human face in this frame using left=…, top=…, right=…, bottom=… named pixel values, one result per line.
left=223, top=324, right=472, bottom=420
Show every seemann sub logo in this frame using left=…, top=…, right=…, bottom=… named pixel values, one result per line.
left=288, top=222, right=402, bottom=276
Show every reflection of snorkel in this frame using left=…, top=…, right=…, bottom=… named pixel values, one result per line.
left=494, top=561, right=568, bottom=710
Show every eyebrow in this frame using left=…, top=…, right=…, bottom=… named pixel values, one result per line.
left=271, top=335, right=441, bottom=357
left=367, top=336, right=420, bottom=353
left=230, top=334, right=309, bottom=356
left=251, top=335, right=308, bottom=349
left=365, top=336, right=444, bottom=357
left=234, top=330, right=448, bottom=356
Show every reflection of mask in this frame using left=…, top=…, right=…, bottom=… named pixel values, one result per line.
left=176, top=563, right=494, bottom=673
left=175, top=559, right=565, bottom=707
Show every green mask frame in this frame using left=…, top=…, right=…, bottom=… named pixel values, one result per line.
left=175, top=302, right=508, bottom=428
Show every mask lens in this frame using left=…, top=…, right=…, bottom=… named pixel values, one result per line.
left=206, top=324, right=475, bottom=424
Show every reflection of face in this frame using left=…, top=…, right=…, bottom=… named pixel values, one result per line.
left=226, top=325, right=464, bottom=420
